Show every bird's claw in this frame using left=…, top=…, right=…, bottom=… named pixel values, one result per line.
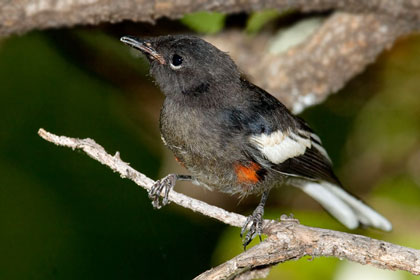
left=148, top=174, right=177, bottom=209
left=240, top=205, right=264, bottom=249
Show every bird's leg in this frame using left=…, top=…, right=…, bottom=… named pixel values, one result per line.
left=148, top=174, right=192, bottom=209
left=240, top=189, right=270, bottom=249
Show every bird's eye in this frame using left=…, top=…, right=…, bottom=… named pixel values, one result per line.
left=170, top=54, right=183, bottom=70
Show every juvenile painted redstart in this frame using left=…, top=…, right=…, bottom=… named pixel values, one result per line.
left=120, top=35, right=392, bottom=247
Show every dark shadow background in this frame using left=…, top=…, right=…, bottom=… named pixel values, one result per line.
left=1, top=12, right=420, bottom=280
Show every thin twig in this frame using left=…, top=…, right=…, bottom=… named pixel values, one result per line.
left=38, top=128, right=420, bottom=279
left=37, top=128, right=246, bottom=228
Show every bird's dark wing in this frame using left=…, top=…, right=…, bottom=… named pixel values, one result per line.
left=234, top=80, right=341, bottom=186
left=269, top=141, right=341, bottom=185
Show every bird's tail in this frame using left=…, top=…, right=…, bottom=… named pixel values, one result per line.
left=297, top=181, right=392, bottom=231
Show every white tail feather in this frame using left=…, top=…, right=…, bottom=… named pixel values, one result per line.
left=300, top=182, right=359, bottom=229
left=322, top=182, right=392, bottom=231
left=298, top=182, right=392, bottom=231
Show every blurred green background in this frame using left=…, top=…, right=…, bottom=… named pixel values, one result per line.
left=1, top=11, right=419, bottom=280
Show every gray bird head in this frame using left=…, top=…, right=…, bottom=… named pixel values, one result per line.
left=121, top=35, right=240, bottom=103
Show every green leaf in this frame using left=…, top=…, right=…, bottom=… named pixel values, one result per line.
left=246, top=9, right=281, bottom=34
left=181, top=11, right=226, bottom=34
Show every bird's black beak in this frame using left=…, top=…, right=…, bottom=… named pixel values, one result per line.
left=120, top=36, right=166, bottom=65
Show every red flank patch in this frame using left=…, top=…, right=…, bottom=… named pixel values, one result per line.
left=235, top=162, right=262, bottom=184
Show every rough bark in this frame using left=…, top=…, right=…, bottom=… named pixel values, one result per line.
left=2, top=1, right=419, bottom=111
left=196, top=219, right=420, bottom=279
left=206, top=13, right=419, bottom=112
left=1, top=0, right=420, bottom=37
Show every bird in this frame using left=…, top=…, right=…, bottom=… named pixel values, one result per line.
left=120, top=34, right=392, bottom=248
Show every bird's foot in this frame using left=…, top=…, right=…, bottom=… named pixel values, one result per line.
left=148, top=174, right=177, bottom=209
left=240, top=204, right=265, bottom=249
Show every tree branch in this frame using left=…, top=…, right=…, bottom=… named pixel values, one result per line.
left=206, top=13, right=419, bottom=112
left=2, top=0, right=420, bottom=37
left=196, top=220, right=420, bottom=279
left=38, top=128, right=420, bottom=279
left=2, top=1, right=419, bottom=112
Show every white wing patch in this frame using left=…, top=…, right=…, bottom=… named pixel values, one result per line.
left=250, top=130, right=311, bottom=164
left=250, top=129, right=332, bottom=164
